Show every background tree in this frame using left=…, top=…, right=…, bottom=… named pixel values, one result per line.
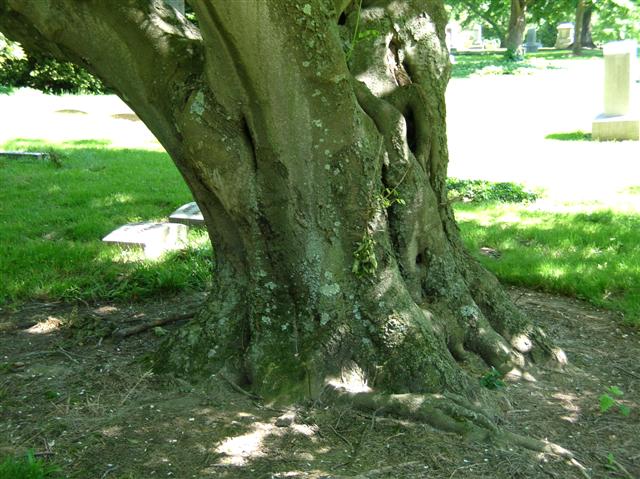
left=0, top=0, right=567, bottom=445
left=447, top=0, right=509, bottom=45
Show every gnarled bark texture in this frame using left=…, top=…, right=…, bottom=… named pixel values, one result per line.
left=0, top=0, right=564, bottom=404
left=505, top=0, right=528, bottom=58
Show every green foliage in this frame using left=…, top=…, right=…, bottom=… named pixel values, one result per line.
left=0, top=139, right=212, bottom=305
left=353, top=186, right=406, bottom=278
left=0, top=33, right=104, bottom=94
left=446, top=0, right=509, bottom=42
left=0, top=450, right=64, bottom=479
left=545, top=131, right=593, bottom=141
left=600, top=386, right=631, bottom=416
left=378, top=188, right=406, bottom=209
left=592, top=0, right=640, bottom=44
left=352, top=232, right=378, bottom=277
left=479, top=367, right=506, bottom=390
left=446, top=178, right=538, bottom=203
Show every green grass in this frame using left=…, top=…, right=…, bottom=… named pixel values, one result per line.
left=451, top=49, right=603, bottom=79
left=545, top=131, right=593, bottom=141
left=0, top=84, right=16, bottom=95
left=455, top=202, right=640, bottom=324
left=2, top=137, right=639, bottom=325
left=0, top=139, right=212, bottom=306
left=0, top=451, right=64, bottom=479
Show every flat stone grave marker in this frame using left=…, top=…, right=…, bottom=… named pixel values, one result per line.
left=0, top=151, right=47, bottom=160
left=592, top=40, right=639, bottom=141
left=102, top=222, right=188, bottom=258
left=169, top=202, right=205, bottom=227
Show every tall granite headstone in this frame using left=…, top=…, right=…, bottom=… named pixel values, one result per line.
left=592, top=40, right=639, bottom=141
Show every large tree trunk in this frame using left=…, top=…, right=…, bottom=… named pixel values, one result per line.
left=0, top=0, right=563, bottom=409
left=505, top=0, right=528, bottom=58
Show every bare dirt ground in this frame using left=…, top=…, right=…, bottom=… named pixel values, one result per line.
left=1, top=288, right=638, bottom=479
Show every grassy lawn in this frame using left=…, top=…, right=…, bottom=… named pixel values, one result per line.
left=1, top=119, right=638, bottom=326
left=451, top=49, right=603, bottom=78
left=455, top=201, right=640, bottom=325
left=0, top=139, right=212, bottom=306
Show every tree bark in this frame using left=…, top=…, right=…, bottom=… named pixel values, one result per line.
left=573, top=0, right=586, bottom=55
left=0, top=0, right=563, bottom=407
left=505, top=0, right=528, bottom=58
left=581, top=4, right=595, bottom=48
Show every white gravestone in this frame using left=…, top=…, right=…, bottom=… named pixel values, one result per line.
left=102, top=222, right=188, bottom=258
left=169, top=202, right=205, bottom=227
left=555, top=23, right=574, bottom=49
left=470, top=24, right=483, bottom=49
left=592, top=40, right=639, bottom=141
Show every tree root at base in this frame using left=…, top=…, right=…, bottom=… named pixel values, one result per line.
left=324, top=385, right=591, bottom=478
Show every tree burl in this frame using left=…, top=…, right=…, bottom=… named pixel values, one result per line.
left=0, top=0, right=571, bottom=452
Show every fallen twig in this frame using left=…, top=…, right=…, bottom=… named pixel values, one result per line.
left=57, top=347, right=80, bottom=363
left=328, top=424, right=354, bottom=453
left=218, top=372, right=262, bottom=401
left=614, top=365, right=640, bottom=380
left=112, top=312, right=195, bottom=338
left=119, top=370, right=153, bottom=406
left=100, top=465, right=118, bottom=479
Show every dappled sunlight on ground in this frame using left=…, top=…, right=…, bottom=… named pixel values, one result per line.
left=1, top=289, right=638, bottom=478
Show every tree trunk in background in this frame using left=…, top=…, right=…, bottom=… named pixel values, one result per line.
left=0, top=0, right=563, bottom=404
left=505, top=0, right=527, bottom=58
left=573, top=0, right=586, bottom=55
left=581, top=4, right=595, bottom=48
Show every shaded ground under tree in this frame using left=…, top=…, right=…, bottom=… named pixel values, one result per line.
left=0, top=289, right=638, bottom=478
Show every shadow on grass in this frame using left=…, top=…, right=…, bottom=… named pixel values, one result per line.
left=455, top=204, right=640, bottom=324
left=545, top=131, right=593, bottom=141
left=0, top=138, right=212, bottom=305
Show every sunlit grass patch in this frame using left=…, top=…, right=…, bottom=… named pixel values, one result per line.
left=455, top=202, right=640, bottom=325
left=545, top=131, right=593, bottom=141
left=451, top=49, right=602, bottom=79
left=0, top=139, right=212, bottom=305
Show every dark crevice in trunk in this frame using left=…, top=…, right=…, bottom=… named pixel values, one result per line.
left=403, top=106, right=417, bottom=155
left=240, top=115, right=258, bottom=171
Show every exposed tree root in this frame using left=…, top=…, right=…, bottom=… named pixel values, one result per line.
left=112, top=312, right=195, bottom=339
left=324, top=384, right=591, bottom=478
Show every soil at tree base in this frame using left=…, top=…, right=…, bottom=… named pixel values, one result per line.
left=0, top=288, right=638, bottom=479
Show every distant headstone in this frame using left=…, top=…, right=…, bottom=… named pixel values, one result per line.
left=102, top=222, right=188, bottom=258
left=470, top=24, right=483, bottom=49
left=169, top=202, right=205, bottom=227
left=555, top=23, right=574, bottom=49
left=483, top=39, right=501, bottom=50
left=592, top=40, right=639, bottom=141
left=525, top=28, right=541, bottom=53
left=445, top=21, right=463, bottom=51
